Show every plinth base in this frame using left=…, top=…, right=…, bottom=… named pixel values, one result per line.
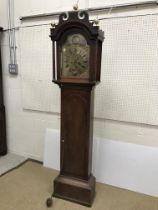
left=53, top=174, right=96, bottom=207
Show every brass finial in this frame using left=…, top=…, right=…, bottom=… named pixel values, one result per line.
left=93, top=16, right=99, bottom=26
left=73, top=0, right=79, bottom=10
left=73, top=3, right=79, bottom=11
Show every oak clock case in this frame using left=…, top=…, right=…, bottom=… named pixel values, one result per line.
left=0, top=28, right=7, bottom=156
left=50, top=11, right=104, bottom=207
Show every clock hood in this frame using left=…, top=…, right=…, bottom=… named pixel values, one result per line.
left=50, top=11, right=104, bottom=42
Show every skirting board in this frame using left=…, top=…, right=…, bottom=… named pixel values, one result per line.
left=43, top=128, right=158, bottom=197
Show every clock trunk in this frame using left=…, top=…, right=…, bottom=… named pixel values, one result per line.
left=53, top=83, right=96, bottom=206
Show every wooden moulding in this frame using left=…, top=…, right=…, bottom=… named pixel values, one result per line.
left=53, top=174, right=96, bottom=207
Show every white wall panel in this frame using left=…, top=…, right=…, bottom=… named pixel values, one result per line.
left=89, top=0, right=124, bottom=7
left=88, top=0, right=157, bottom=7
left=43, top=0, right=62, bottom=13
left=43, top=128, right=158, bottom=197
left=0, top=0, right=8, bottom=28
left=15, top=0, right=49, bottom=16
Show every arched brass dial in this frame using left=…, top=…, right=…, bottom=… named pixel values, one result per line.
left=61, top=34, right=90, bottom=79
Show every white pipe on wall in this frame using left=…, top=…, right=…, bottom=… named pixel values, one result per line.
left=8, top=0, right=17, bottom=69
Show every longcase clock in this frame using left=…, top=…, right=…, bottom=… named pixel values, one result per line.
left=50, top=10, right=104, bottom=207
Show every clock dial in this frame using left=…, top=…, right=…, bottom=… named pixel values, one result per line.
left=61, top=34, right=90, bottom=79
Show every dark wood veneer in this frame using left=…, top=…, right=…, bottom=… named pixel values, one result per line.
left=50, top=11, right=104, bottom=207
left=0, top=27, right=7, bottom=156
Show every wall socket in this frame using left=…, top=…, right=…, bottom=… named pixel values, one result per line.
left=9, top=64, right=18, bottom=75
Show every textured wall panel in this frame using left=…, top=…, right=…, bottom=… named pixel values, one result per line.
left=96, top=15, right=158, bottom=125
left=20, top=15, right=158, bottom=125
left=20, top=25, right=60, bottom=113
